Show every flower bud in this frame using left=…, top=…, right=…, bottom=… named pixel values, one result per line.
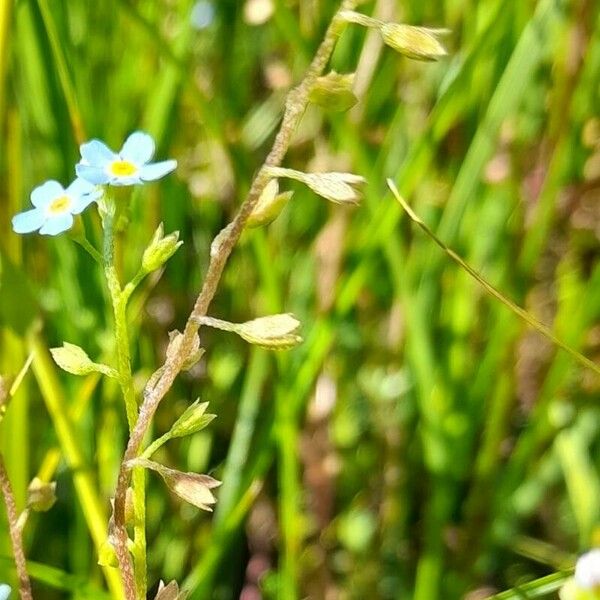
left=379, top=24, right=447, bottom=61
left=247, top=179, right=293, bottom=228
left=142, top=223, right=183, bottom=273
left=165, top=330, right=204, bottom=371
left=27, top=477, right=57, bottom=512
left=169, top=399, right=216, bottom=439
left=309, top=71, right=358, bottom=112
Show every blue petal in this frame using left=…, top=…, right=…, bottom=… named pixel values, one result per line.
left=66, top=177, right=98, bottom=198
left=109, top=174, right=143, bottom=186
left=191, top=1, right=215, bottom=29
left=31, top=180, right=64, bottom=208
left=39, top=213, right=74, bottom=236
left=76, top=164, right=110, bottom=185
left=120, top=132, right=155, bottom=165
left=139, top=160, right=177, bottom=181
left=71, top=192, right=99, bottom=215
left=0, top=584, right=11, bottom=600
left=79, top=139, right=116, bottom=167
left=12, top=208, right=46, bottom=233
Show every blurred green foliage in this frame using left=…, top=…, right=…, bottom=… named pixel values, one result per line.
left=1, top=0, right=600, bottom=598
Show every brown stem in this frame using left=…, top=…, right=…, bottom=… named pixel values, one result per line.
left=111, top=1, right=358, bottom=596
left=0, top=454, right=33, bottom=600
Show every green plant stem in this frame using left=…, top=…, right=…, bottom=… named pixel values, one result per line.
left=102, top=200, right=147, bottom=600
left=110, top=2, right=359, bottom=597
left=140, top=430, right=171, bottom=460
left=71, top=235, right=103, bottom=266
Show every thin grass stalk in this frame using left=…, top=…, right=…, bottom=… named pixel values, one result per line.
left=388, top=181, right=600, bottom=378
left=35, top=0, right=85, bottom=144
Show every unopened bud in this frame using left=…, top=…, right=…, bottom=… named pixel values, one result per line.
left=380, top=24, right=447, bottom=61
left=166, top=331, right=204, bottom=371
left=247, top=179, right=293, bottom=228
left=169, top=399, right=216, bottom=439
left=309, top=71, right=358, bottom=112
left=142, top=223, right=183, bottom=273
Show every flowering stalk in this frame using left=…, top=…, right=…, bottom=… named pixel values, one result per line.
left=110, top=1, right=359, bottom=597
left=100, top=194, right=147, bottom=600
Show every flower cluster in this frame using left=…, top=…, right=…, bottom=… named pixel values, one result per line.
left=12, top=132, right=176, bottom=236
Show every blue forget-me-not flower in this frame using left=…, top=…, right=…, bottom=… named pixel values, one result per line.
left=0, top=583, right=11, bottom=600
left=76, top=131, right=177, bottom=186
left=12, top=178, right=101, bottom=236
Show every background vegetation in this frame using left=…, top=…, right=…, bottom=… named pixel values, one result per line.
left=1, top=0, right=599, bottom=598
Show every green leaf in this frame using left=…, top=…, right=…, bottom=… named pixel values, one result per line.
left=50, top=342, right=118, bottom=378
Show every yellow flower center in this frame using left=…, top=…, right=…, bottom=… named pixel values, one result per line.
left=48, top=196, right=71, bottom=214
left=110, top=160, right=137, bottom=176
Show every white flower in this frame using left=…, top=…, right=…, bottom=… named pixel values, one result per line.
left=575, top=549, right=600, bottom=590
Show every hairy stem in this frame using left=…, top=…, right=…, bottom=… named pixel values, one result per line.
left=0, top=454, right=32, bottom=600
left=102, top=199, right=147, bottom=600
left=111, top=2, right=358, bottom=596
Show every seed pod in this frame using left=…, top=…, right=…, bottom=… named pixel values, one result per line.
left=309, top=72, right=358, bottom=112
left=380, top=24, right=447, bottom=61
left=128, top=458, right=221, bottom=512
left=236, top=314, right=303, bottom=349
